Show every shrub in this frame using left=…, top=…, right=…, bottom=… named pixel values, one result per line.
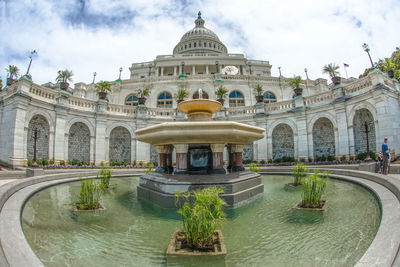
left=81, top=161, right=88, bottom=166
left=300, top=158, right=306, bottom=163
left=356, top=153, right=367, bottom=161
left=327, top=155, right=335, bottom=161
left=340, top=155, right=347, bottom=161
left=369, top=151, right=377, bottom=161
left=268, top=159, right=273, bottom=163
left=301, top=170, right=328, bottom=208
left=175, top=187, right=226, bottom=249
left=132, top=160, right=136, bottom=166
left=293, top=163, right=308, bottom=185
left=274, top=158, right=282, bottom=163
left=98, top=168, right=112, bottom=188
left=78, top=179, right=102, bottom=210
left=60, top=160, right=66, bottom=166
left=242, top=159, right=252, bottom=164
left=27, top=159, right=33, bottom=167
left=145, top=162, right=154, bottom=173
left=308, top=157, right=313, bottom=163
left=249, top=163, right=260, bottom=172
left=259, top=159, right=266, bottom=164
left=41, top=158, right=48, bottom=166
left=139, top=161, right=144, bottom=167
left=49, top=158, right=55, bottom=165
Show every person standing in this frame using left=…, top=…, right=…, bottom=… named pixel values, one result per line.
left=382, top=137, right=389, bottom=175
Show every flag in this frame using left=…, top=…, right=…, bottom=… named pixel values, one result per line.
left=344, top=63, right=349, bottom=67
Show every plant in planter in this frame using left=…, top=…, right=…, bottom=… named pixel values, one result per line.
left=6, top=65, right=19, bottom=86
left=175, top=88, right=189, bottom=104
left=249, top=162, right=260, bottom=173
left=169, top=186, right=227, bottom=255
left=294, top=170, right=328, bottom=210
left=98, top=168, right=112, bottom=188
left=137, top=87, right=150, bottom=105
left=288, top=163, right=308, bottom=187
left=322, top=63, right=341, bottom=85
left=215, top=85, right=228, bottom=105
left=95, top=81, right=112, bottom=100
left=253, top=84, right=264, bottom=103
left=378, top=58, right=396, bottom=78
left=56, top=69, right=73, bottom=91
left=74, top=178, right=104, bottom=211
left=288, top=76, right=303, bottom=96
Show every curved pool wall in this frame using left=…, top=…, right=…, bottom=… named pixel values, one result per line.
left=0, top=168, right=400, bottom=266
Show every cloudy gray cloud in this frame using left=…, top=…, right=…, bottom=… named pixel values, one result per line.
left=0, top=0, right=399, bottom=85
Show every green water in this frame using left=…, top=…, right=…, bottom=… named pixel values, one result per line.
left=22, top=175, right=380, bottom=267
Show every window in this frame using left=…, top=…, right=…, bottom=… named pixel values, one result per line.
left=185, top=44, right=187, bottom=49
left=194, top=42, right=197, bottom=47
left=125, top=94, right=139, bottom=106
left=157, top=92, right=173, bottom=108
left=189, top=43, right=191, bottom=48
left=229, top=91, right=245, bottom=107
left=264, top=92, right=277, bottom=104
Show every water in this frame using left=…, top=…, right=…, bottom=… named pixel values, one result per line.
left=22, top=175, right=380, bottom=267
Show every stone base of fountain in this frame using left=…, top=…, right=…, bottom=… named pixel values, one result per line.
left=137, top=171, right=264, bottom=207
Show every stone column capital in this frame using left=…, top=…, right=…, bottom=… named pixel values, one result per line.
left=174, top=144, right=189, bottom=153
left=210, top=144, right=225, bottom=153
left=155, top=145, right=170, bottom=154
left=230, top=144, right=244, bottom=153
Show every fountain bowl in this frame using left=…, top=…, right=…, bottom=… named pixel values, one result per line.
left=178, top=99, right=222, bottom=121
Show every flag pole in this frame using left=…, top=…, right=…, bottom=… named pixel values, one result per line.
left=343, top=63, right=349, bottom=79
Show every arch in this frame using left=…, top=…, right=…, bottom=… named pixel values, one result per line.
left=109, top=126, right=131, bottom=163
left=272, top=123, right=294, bottom=159
left=312, top=117, right=335, bottom=159
left=68, top=122, right=90, bottom=162
left=157, top=91, right=173, bottom=108
left=353, top=108, right=376, bottom=155
left=263, top=91, right=277, bottom=104
left=26, top=115, right=50, bottom=161
left=229, top=90, right=245, bottom=107
left=24, top=109, right=54, bottom=132
left=66, top=118, right=95, bottom=137
left=348, top=102, right=378, bottom=127
left=308, top=112, right=338, bottom=133
left=106, top=123, right=135, bottom=139
left=125, top=94, right=139, bottom=106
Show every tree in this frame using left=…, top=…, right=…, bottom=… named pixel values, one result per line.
left=287, top=76, right=302, bottom=89
left=6, top=65, right=19, bottom=79
left=137, top=87, right=150, bottom=98
left=322, top=63, right=340, bottom=78
left=95, top=81, right=112, bottom=93
left=56, top=69, right=73, bottom=84
left=215, top=85, right=228, bottom=99
left=253, top=84, right=263, bottom=96
left=175, top=88, right=189, bottom=100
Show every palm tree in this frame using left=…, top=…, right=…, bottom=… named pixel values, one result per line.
left=322, top=63, right=341, bottom=85
left=378, top=58, right=396, bottom=78
left=215, top=85, right=228, bottom=104
left=95, top=81, right=112, bottom=99
left=56, top=69, right=73, bottom=90
left=288, top=76, right=303, bottom=96
left=6, top=65, right=19, bottom=85
left=175, top=88, right=189, bottom=104
left=137, top=87, right=151, bottom=105
left=253, top=84, right=264, bottom=103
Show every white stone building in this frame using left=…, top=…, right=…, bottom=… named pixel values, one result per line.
left=1, top=12, right=400, bottom=168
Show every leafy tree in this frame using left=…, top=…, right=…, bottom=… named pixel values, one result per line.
left=95, top=81, right=112, bottom=92
left=137, top=87, right=150, bottom=98
left=322, top=63, right=340, bottom=78
left=288, top=76, right=303, bottom=89
left=253, top=84, right=263, bottom=96
left=56, top=69, right=73, bottom=84
left=215, top=85, right=228, bottom=99
left=175, top=88, right=189, bottom=100
left=6, top=65, right=19, bottom=79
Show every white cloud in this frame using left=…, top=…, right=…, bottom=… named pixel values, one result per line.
left=0, top=0, right=399, bottom=85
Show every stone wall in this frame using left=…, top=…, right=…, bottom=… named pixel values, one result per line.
left=272, top=123, right=294, bottom=159
left=68, top=122, right=90, bottom=162
left=353, top=109, right=376, bottom=154
left=109, top=127, right=131, bottom=163
left=243, top=143, right=253, bottom=161
left=27, top=115, right=49, bottom=161
left=150, top=145, right=158, bottom=163
left=313, top=118, right=335, bottom=158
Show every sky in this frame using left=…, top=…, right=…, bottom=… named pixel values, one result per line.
left=0, top=0, right=399, bottom=86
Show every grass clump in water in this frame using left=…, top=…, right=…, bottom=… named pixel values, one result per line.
left=78, top=179, right=103, bottom=210
left=292, top=163, right=308, bottom=185
left=301, top=170, right=328, bottom=208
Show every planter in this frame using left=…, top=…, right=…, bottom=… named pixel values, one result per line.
left=73, top=202, right=106, bottom=212
left=138, top=97, right=147, bottom=105
left=255, top=95, right=264, bottom=103
left=331, top=76, right=341, bottom=85
left=60, top=82, right=69, bottom=91
left=98, top=91, right=108, bottom=100
left=388, top=70, right=395, bottom=79
left=6, top=78, right=14, bottom=86
left=294, top=87, right=303, bottom=96
left=166, top=229, right=227, bottom=256
left=217, top=98, right=224, bottom=105
left=292, top=200, right=327, bottom=211
left=177, top=99, right=184, bottom=104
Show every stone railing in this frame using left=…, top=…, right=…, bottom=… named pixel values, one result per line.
left=107, top=104, right=136, bottom=115
left=303, top=91, right=334, bottom=106
left=146, top=107, right=177, bottom=117
left=343, top=76, right=373, bottom=94
left=226, top=105, right=256, bottom=116
left=67, top=96, right=96, bottom=111
left=29, top=84, right=56, bottom=101
left=264, top=99, right=294, bottom=112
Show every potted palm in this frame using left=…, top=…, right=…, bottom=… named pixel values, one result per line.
left=95, top=81, right=112, bottom=100
left=322, top=63, right=341, bottom=85
left=253, top=84, right=264, bottom=103
left=215, top=85, right=228, bottom=105
left=288, top=76, right=303, bottom=96
left=6, top=65, right=19, bottom=86
left=175, top=88, right=189, bottom=104
left=378, top=58, right=396, bottom=78
left=56, top=69, right=73, bottom=91
left=137, top=87, right=150, bottom=105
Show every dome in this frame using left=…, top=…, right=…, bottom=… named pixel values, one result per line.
left=173, top=12, right=228, bottom=55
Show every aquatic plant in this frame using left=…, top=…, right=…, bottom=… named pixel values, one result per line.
left=78, top=179, right=102, bottom=210
left=175, top=187, right=226, bottom=249
left=145, top=162, right=154, bottom=173
left=292, top=163, right=308, bottom=185
left=301, top=170, right=328, bottom=208
left=98, top=168, right=112, bottom=188
left=249, top=163, right=260, bottom=173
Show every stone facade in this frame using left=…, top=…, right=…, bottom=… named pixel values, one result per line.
left=27, top=115, right=49, bottom=161
left=242, top=143, right=254, bottom=161
left=353, top=108, right=376, bottom=154
left=272, top=124, right=294, bottom=159
left=68, top=122, right=90, bottom=162
left=313, top=118, right=335, bottom=158
left=109, top=126, right=131, bottom=163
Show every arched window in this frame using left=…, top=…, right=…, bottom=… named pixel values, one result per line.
left=229, top=91, right=245, bottom=107
left=157, top=92, right=173, bottom=108
left=264, top=92, right=277, bottom=104
left=125, top=94, right=138, bottom=106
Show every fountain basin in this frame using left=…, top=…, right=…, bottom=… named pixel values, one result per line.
left=178, top=99, right=222, bottom=121
left=135, top=121, right=264, bottom=145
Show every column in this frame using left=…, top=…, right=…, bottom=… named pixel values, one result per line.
left=155, top=145, right=169, bottom=173
left=192, top=65, right=196, bottom=75
left=156, top=67, right=159, bottom=77
left=166, top=145, right=174, bottom=173
left=210, top=144, right=225, bottom=174
left=179, top=65, right=182, bottom=75
left=242, top=65, right=247, bottom=75
left=94, top=117, right=107, bottom=165
left=295, top=114, right=308, bottom=160
left=174, top=144, right=188, bottom=174
left=54, top=109, right=67, bottom=163
left=230, top=144, right=244, bottom=172
left=173, top=66, right=177, bottom=76
left=161, top=67, right=164, bottom=76
left=206, top=65, right=209, bottom=75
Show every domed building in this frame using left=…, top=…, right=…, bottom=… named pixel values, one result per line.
left=0, top=12, right=399, bottom=168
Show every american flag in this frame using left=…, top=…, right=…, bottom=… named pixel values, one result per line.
left=344, top=63, right=349, bottom=67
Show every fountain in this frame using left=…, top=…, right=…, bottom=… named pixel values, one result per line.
left=135, top=89, right=265, bottom=207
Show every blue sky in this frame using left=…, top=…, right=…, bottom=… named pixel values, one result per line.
left=1, top=0, right=399, bottom=85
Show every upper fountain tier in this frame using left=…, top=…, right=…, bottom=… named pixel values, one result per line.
left=178, top=99, right=222, bottom=121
